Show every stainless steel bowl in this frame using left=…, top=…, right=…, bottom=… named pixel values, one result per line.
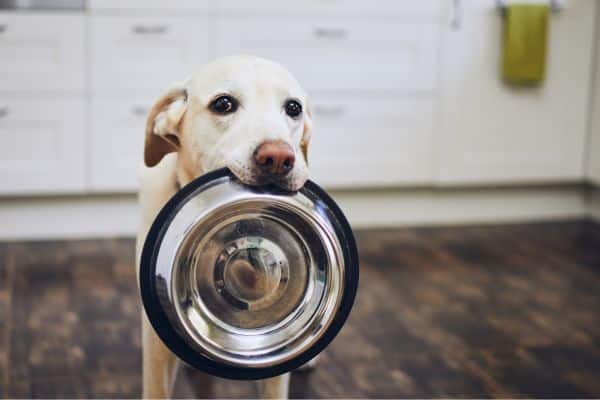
left=140, top=168, right=359, bottom=379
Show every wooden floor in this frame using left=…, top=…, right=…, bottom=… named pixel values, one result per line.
left=0, top=220, right=599, bottom=398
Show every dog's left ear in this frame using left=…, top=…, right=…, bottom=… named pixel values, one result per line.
left=144, top=84, right=188, bottom=167
left=300, top=100, right=313, bottom=164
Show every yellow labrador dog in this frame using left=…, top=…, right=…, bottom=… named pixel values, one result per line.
left=135, top=55, right=313, bottom=398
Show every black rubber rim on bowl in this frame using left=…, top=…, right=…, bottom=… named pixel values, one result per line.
left=139, top=167, right=359, bottom=380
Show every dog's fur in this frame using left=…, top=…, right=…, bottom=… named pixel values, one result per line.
left=135, top=56, right=313, bottom=398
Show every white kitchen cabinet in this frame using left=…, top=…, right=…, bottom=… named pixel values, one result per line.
left=0, top=13, right=85, bottom=93
left=216, top=17, right=440, bottom=93
left=90, top=16, right=212, bottom=92
left=309, top=97, right=434, bottom=187
left=89, top=96, right=149, bottom=192
left=437, top=0, right=595, bottom=184
left=0, top=97, right=85, bottom=194
left=1, top=1, right=597, bottom=198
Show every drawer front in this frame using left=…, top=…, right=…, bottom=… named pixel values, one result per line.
left=0, top=14, right=85, bottom=92
left=308, top=97, right=434, bottom=187
left=217, top=0, right=443, bottom=18
left=90, top=16, right=212, bottom=92
left=90, top=96, right=435, bottom=191
left=0, top=98, right=85, bottom=195
left=217, top=18, right=440, bottom=93
left=89, top=96, right=149, bottom=191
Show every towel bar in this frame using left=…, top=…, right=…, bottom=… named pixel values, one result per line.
left=451, top=0, right=561, bottom=30
left=496, top=0, right=562, bottom=14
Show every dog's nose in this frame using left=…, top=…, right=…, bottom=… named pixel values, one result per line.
left=254, top=140, right=295, bottom=176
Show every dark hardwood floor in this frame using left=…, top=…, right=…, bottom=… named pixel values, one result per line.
left=0, top=220, right=599, bottom=398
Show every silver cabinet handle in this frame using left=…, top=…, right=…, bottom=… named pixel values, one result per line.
left=0, top=24, right=7, bottom=34
left=132, top=25, right=168, bottom=35
left=131, top=106, right=148, bottom=116
left=0, top=107, right=9, bottom=118
left=313, top=27, right=347, bottom=39
left=314, top=105, right=345, bottom=117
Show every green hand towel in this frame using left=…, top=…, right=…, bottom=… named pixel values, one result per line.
left=502, top=4, right=549, bottom=85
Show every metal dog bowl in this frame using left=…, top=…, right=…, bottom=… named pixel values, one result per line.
left=140, top=168, right=359, bottom=380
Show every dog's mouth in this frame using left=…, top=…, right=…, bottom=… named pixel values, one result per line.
left=227, top=164, right=306, bottom=192
left=240, top=173, right=303, bottom=192
left=257, top=175, right=304, bottom=192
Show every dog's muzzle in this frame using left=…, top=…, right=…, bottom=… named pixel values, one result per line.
left=139, top=168, right=359, bottom=380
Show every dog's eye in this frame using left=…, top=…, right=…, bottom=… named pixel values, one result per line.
left=209, top=95, right=238, bottom=115
left=284, top=100, right=302, bottom=118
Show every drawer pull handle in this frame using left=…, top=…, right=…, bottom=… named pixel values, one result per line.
left=131, top=106, right=148, bottom=116
left=132, top=25, right=168, bottom=35
left=314, top=105, right=345, bottom=116
left=0, top=107, right=9, bottom=118
left=313, top=27, right=347, bottom=39
left=0, top=24, right=6, bottom=34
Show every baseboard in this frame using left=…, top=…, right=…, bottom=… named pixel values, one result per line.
left=0, top=185, right=590, bottom=241
left=0, top=195, right=140, bottom=241
left=332, top=185, right=587, bottom=228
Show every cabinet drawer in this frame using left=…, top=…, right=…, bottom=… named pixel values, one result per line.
left=89, top=96, right=149, bottom=191
left=217, top=18, right=440, bottom=93
left=0, top=98, right=85, bottom=195
left=217, top=0, right=443, bottom=18
left=90, top=16, right=212, bottom=92
left=308, top=97, right=434, bottom=187
left=0, top=14, right=85, bottom=92
left=90, top=96, right=436, bottom=191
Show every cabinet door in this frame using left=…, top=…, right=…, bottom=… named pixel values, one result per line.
left=309, top=97, right=434, bottom=187
left=0, top=13, right=85, bottom=92
left=0, top=98, right=85, bottom=195
left=89, top=96, right=149, bottom=192
left=438, top=0, right=595, bottom=184
left=90, top=16, right=212, bottom=92
left=216, top=17, right=440, bottom=93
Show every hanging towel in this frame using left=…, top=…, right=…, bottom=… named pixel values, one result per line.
left=501, top=4, right=549, bottom=85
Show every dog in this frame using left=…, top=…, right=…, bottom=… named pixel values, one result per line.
left=135, top=55, right=314, bottom=399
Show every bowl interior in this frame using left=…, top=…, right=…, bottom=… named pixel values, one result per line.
left=153, top=177, right=346, bottom=368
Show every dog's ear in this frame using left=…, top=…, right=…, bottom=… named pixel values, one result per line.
left=300, top=100, right=313, bottom=164
left=144, top=84, right=188, bottom=167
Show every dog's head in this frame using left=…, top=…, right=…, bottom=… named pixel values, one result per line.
left=144, top=55, right=312, bottom=191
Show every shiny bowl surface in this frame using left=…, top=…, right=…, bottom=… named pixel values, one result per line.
left=140, top=168, right=359, bottom=379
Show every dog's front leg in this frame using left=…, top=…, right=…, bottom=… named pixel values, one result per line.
left=142, top=313, right=177, bottom=399
left=259, top=373, right=290, bottom=399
